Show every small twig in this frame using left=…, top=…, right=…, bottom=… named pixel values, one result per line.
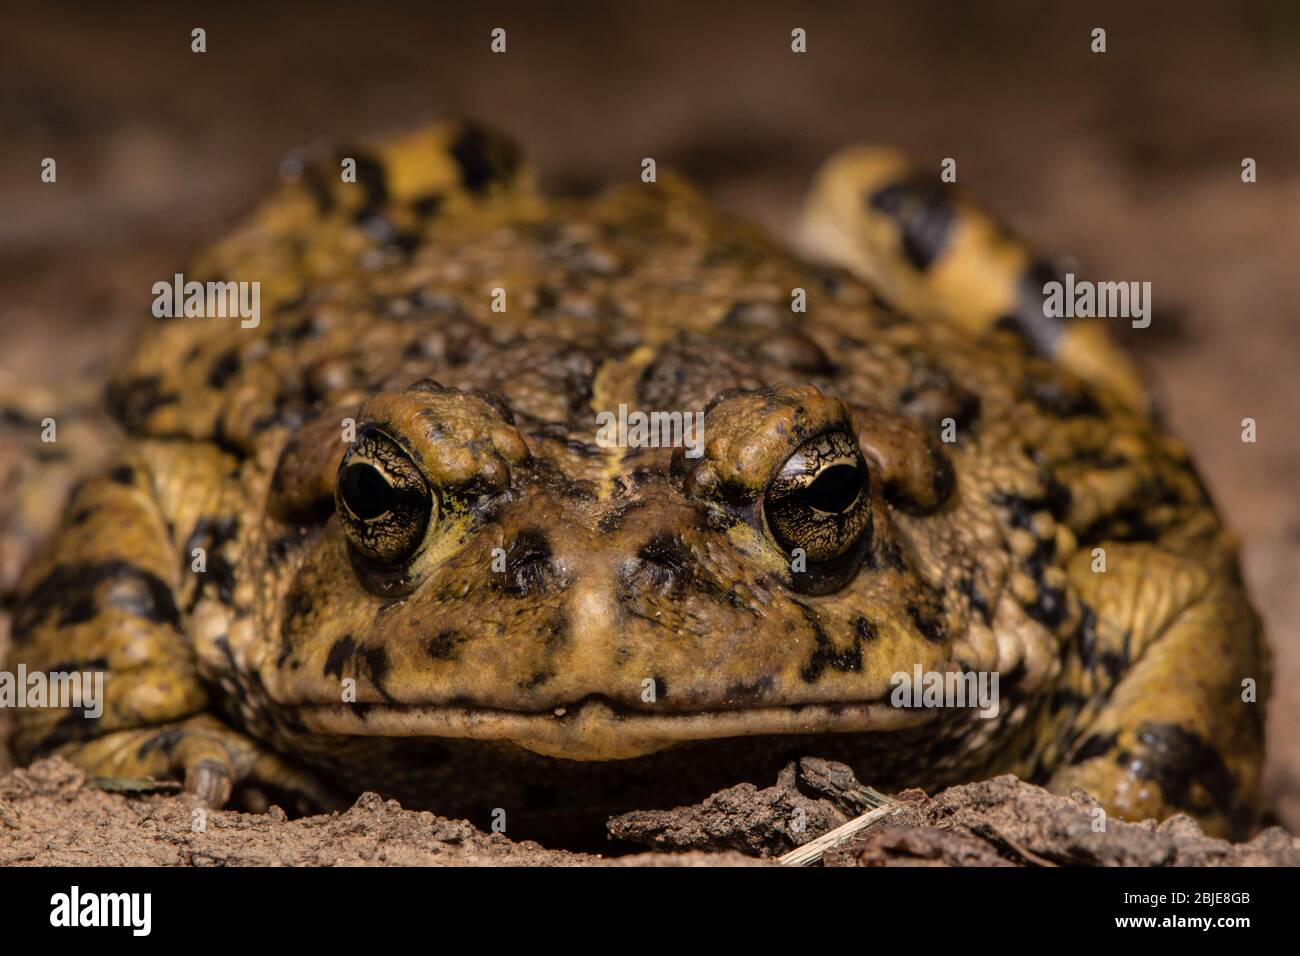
left=858, top=787, right=896, bottom=809
left=778, top=801, right=901, bottom=866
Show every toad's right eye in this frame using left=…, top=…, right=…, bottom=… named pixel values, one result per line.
left=763, top=429, right=872, bottom=564
left=336, top=428, right=433, bottom=565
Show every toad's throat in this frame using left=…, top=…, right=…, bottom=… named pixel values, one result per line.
left=292, top=695, right=935, bottom=760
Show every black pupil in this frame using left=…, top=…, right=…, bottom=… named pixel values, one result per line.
left=340, top=463, right=396, bottom=520
left=795, top=463, right=863, bottom=514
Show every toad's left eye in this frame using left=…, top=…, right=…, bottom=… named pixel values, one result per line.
left=336, top=428, right=433, bottom=564
left=763, top=430, right=871, bottom=563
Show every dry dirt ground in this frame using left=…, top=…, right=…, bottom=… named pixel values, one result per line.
left=1, top=2, right=1298, bottom=863
left=2, top=757, right=1296, bottom=867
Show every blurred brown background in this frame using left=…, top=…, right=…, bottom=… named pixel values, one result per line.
left=2, top=1, right=1298, bottom=827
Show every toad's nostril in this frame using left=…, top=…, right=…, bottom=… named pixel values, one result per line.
left=496, top=528, right=565, bottom=597
left=636, top=532, right=692, bottom=573
left=618, top=532, right=695, bottom=599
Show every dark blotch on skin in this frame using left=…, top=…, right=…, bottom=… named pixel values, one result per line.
left=363, top=645, right=395, bottom=702
left=1023, top=372, right=1102, bottom=419
left=206, top=347, right=243, bottom=389
left=991, top=487, right=1072, bottom=630
left=724, top=675, right=774, bottom=704
left=1094, top=627, right=1133, bottom=684
left=411, top=194, right=444, bottom=218
left=35, top=712, right=102, bottom=753
left=518, top=671, right=553, bottom=691
left=922, top=443, right=957, bottom=512
left=427, top=630, right=467, bottom=661
left=266, top=532, right=302, bottom=565
left=349, top=151, right=389, bottom=210
left=1044, top=477, right=1072, bottom=521
left=301, top=161, right=335, bottom=211
left=852, top=616, right=879, bottom=642
left=14, top=560, right=182, bottom=642
left=323, top=635, right=357, bottom=680
left=989, top=491, right=1037, bottom=530
left=798, top=604, right=863, bottom=682
left=182, top=516, right=240, bottom=612
left=1083, top=505, right=1164, bottom=544
left=956, top=575, right=992, bottom=625
left=1069, top=731, right=1118, bottom=765
left=105, top=375, right=180, bottom=431
left=1076, top=605, right=1099, bottom=671
left=1099, top=650, right=1128, bottom=684
left=868, top=536, right=907, bottom=572
left=290, top=315, right=323, bottom=342
left=1027, top=585, right=1068, bottom=630
left=896, top=373, right=981, bottom=432
left=45, top=657, right=109, bottom=675
left=996, top=258, right=1072, bottom=357
left=906, top=601, right=947, bottom=644
left=1, top=406, right=37, bottom=428
left=1125, top=722, right=1244, bottom=833
left=1050, top=687, right=1087, bottom=715
left=136, top=726, right=187, bottom=760
left=542, top=610, right=569, bottom=655
left=999, top=660, right=1027, bottom=693
left=280, top=583, right=314, bottom=645
left=867, top=177, right=955, bottom=271
left=449, top=122, right=521, bottom=195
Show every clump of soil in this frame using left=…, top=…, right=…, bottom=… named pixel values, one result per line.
left=609, top=757, right=1300, bottom=866
left=0, top=758, right=756, bottom=866
left=2, top=757, right=1295, bottom=867
left=826, top=776, right=1300, bottom=868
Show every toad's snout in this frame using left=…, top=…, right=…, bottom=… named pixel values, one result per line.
left=495, top=495, right=727, bottom=624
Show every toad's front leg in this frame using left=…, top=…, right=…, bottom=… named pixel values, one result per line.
left=59, top=714, right=339, bottom=810
left=6, top=446, right=333, bottom=810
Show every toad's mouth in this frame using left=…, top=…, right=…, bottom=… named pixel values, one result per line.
left=292, top=695, right=936, bottom=760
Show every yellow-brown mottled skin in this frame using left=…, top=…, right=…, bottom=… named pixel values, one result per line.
left=3, top=121, right=1268, bottom=840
